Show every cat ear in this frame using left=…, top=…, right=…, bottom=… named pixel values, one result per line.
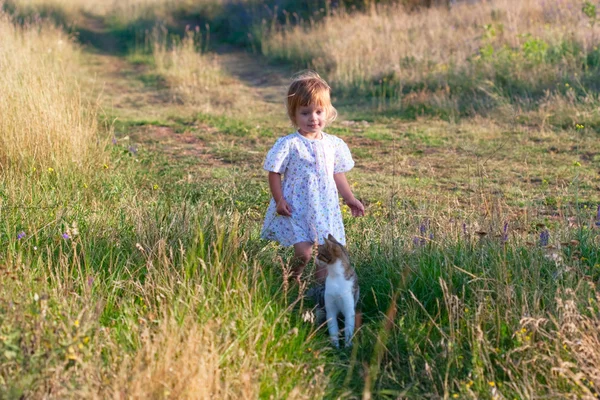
left=327, top=233, right=336, bottom=243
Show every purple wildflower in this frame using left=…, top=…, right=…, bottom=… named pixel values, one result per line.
left=17, top=231, right=26, bottom=240
left=596, top=204, right=600, bottom=227
left=62, top=233, right=70, bottom=240
left=418, top=220, right=429, bottom=245
left=420, top=222, right=428, bottom=236
left=413, top=236, right=421, bottom=247
left=502, top=222, right=509, bottom=242
left=539, top=230, right=549, bottom=247
left=462, top=222, right=467, bottom=236
left=112, top=137, right=117, bottom=145
left=87, top=276, right=94, bottom=288
left=429, top=232, right=434, bottom=240
left=128, top=145, right=138, bottom=155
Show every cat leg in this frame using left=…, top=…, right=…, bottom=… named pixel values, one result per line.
left=315, top=306, right=327, bottom=327
left=324, top=296, right=340, bottom=348
left=342, top=294, right=356, bottom=348
left=306, top=285, right=326, bottom=327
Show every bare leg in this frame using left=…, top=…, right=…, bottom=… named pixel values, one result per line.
left=314, top=259, right=327, bottom=284
left=292, top=241, right=313, bottom=283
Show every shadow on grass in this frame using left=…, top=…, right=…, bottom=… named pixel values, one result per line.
left=75, top=17, right=129, bottom=55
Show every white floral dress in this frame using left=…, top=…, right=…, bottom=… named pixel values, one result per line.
left=261, top=131, right=355, bottom=246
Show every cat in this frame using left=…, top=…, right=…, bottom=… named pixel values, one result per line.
left=313, top=234, right=359, bottom=348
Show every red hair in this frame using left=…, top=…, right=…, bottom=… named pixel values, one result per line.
left=286, top=71, right=337, bottom=126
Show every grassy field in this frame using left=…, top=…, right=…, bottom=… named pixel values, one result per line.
left=2, top=0, right=600, bottom=398
left=259, top=0, right=600, bottom=122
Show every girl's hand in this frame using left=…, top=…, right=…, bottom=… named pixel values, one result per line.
left=276, top=198, right=292, bottom=216
left=346, top=197, right=365, bottom=217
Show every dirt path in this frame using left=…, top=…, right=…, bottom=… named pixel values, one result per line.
left=77, top=12, right=126, bottom=55
left=78, top=17, right=293, bottom=117
left=214, top=46, right=292, bottom=109
left=77, top=20, right=296, bottom=170
left=77, top=13, right=170, bottom=118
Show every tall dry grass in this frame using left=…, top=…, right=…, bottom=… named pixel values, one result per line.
left=264, top=0, right=598, bottom=83
left=150, top=26, right=223, bottom=106
left=260, top=0, right=600, bottom=114
left=0, top=12, right=100, bottom=172
left=1, top=0, right=95, bottom=26
left=4, top=0, right=89, bottom=8
left=104, top=0, right=227, bottom=28
left=4, top=0, right=202, bottom=17
left=4, top=0, right=225, bottom=29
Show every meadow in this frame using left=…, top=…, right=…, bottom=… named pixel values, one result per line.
left=1, top=0, right=600, bottom=398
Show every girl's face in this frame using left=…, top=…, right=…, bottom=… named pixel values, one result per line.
left=295, top=105, right=327, bottom=136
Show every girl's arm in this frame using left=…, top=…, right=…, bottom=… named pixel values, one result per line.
left=268, top=172, right=292, bottom=216
left=333, top=173, right=365, bottom=217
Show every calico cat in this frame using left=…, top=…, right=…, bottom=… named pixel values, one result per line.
left=313, top=234, right=359, bottom=348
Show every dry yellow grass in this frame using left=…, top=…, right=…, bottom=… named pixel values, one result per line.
left=0, top=12, right=100, bottom=172
left=489, top=285, right=600, bottom=398
left=102, top=0, right=228, bottom=27
left=5, top=0, right=83, bottom=9
left=3, top=0, right=92, bottom=23
left=261, top=0, right=599, bottom=88
left=108, top=316, right=267, bottom=399
left=5, top=0, right=225, bottom=25
left=151, top=26, right=223, bottom=107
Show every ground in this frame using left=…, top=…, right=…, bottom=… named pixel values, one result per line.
left=81, top=27, right=600, bottom=223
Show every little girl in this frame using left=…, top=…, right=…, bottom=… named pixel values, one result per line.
left=261, top=71, right=364, bottom=283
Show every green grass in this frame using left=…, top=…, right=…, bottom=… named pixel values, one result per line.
left=4, top=1, right=600, bottom=398
left=0, top=143, right=331, bottom=397
left=5, top=106, right=600, bottom=397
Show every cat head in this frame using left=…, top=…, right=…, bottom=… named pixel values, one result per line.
left=316, top=234, right=350, bottom=267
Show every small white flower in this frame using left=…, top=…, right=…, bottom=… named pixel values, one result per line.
left=71, top=222, right=79, bottom=237
left=302, top=310, right=315, bottom=323
left=287, top=327, right=299, bottom=336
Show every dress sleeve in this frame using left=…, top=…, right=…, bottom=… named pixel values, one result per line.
left=333, top=138, right=355, bottom=173
left=263, top=137, right=290, bottom=173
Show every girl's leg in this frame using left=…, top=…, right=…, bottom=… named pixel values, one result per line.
left=314, top=259, right=327, bottom=284
left=292, top=241, right=313, bottom=282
